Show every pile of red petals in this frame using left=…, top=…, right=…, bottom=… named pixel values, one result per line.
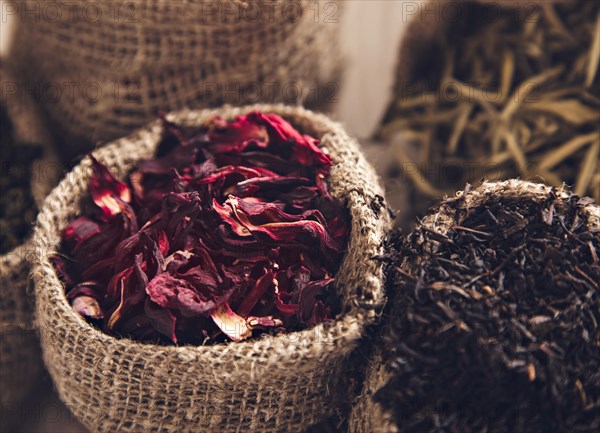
left=53, top=112, right=349, bottom=344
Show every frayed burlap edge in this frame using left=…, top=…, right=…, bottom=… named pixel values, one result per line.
left=31, top=104, right=391, bottom=433
left=348, top=179, right=599, bottom=433
left=0, top=61, right=57, bottom=407
left=419, top=179, right=599, bottom=233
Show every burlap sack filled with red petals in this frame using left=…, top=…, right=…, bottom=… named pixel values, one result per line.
left=31, top=104, right=391, bottom=433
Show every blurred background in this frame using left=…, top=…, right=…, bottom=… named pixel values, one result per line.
left=1, top=0, right=411, bottom=138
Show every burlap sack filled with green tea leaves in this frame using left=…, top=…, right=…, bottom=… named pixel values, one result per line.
left=31, top=104, right=390, bottom=433
left=11, top=0, right=343, bottom=161
left=349, top=180, right=600, bottom=433
left=0, top=62, right=59, bottom=407
left=379, top=0, right=599, bottom=215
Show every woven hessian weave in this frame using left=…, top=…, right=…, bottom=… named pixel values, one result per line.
left=0, top=62, right=56, bottom=407
left=31, top=104, right=390, bottom=433
left=12, top=0, right=342, bottom=160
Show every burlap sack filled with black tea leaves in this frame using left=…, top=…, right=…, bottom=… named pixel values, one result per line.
left=11, top=0, right=343, bottom=161
left=379, top=0, right=599, bottom=216
left=0, top=61, right=58, bottom=408
left=349, top=180, right=600, bottom=433
left=31, top=104, right=390, bottom=433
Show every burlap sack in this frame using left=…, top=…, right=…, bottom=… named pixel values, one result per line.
left=348, top=179, right=600, bottom=433
left=11, top=0, right=343, bottom=160
left=379, top=0, right=597, bottom=218
left=0, top=62, right=58, bottom=407
left=386, top=0, right=578, bottom=108
left=31, top=104, right=390, bottom=433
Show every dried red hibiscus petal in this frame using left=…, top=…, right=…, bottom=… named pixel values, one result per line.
left=89, top=155, right=132, bottom=218
left=54, top=111, right=349, bottom=345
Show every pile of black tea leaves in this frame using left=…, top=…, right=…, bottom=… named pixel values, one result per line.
left=376, top=189, right=599, bottom=433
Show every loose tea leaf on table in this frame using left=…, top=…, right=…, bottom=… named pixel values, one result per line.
left=0, top=107, right=43, bottom=254
left=377, top=189, right=600, bottom=433
left=381, top=0, right=600, bottom=202
left=54, top=112, right=350, bottom=345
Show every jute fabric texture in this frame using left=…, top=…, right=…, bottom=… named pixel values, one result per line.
left=31, top=104, right=390, bottom=433
left=12, top=0, right=342, bottom=160
left=0, top=61, right=57, bottom=407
